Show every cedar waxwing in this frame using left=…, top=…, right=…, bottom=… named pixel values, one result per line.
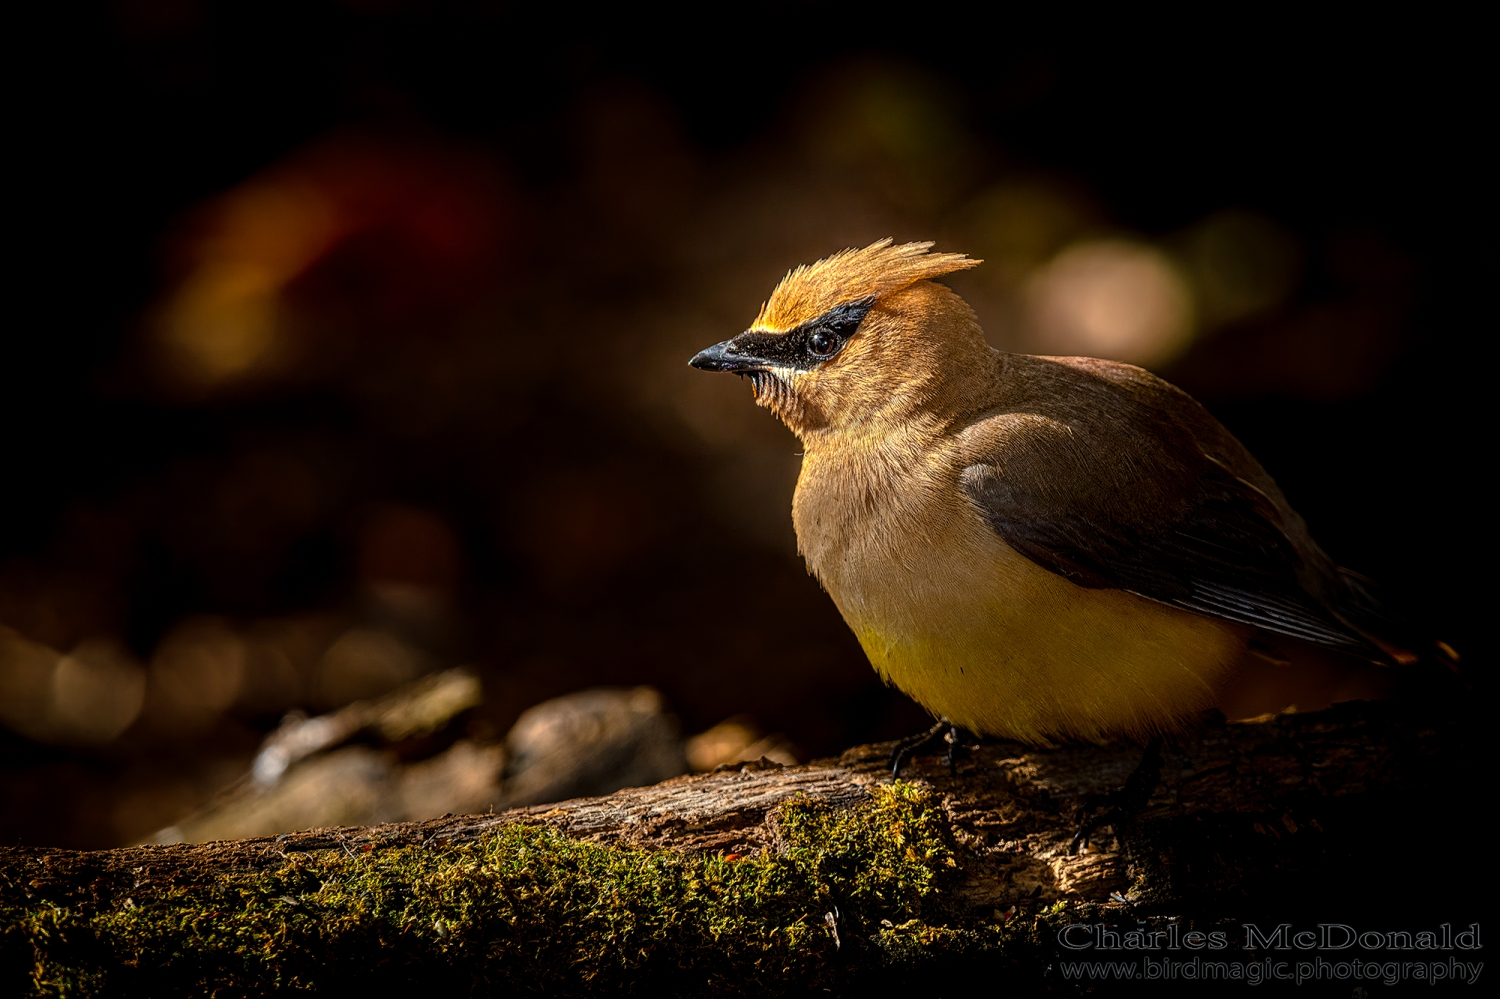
left=690, top=240, right=1443, bottom=753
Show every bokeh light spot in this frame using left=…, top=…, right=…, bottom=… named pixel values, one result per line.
left=149, top=616, right=248, bottom=719
left=50, top=639, right=146, bottom=743
left=1024, top=239, right=1195, bottom=367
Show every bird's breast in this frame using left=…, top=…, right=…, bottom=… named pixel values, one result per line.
left=793, top=447, right=1248, bottom=745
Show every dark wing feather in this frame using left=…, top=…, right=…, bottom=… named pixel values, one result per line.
left=961, top=433, right=1380, bottom=657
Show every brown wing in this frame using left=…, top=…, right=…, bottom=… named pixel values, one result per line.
left=960, top=357, right=1394, bottom=658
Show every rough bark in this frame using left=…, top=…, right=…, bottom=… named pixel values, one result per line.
left=1, top=698, right=1483, bottom=995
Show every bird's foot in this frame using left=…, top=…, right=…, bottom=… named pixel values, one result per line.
left=1069, top=738, right=1164, bottom=855
left=889, top=719, right=972, bottom=777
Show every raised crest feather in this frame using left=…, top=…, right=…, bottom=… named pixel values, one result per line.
left=752, top=239, right=980, bottom=332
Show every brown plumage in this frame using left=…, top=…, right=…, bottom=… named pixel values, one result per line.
left=691, top=240, right=1419, bottom=745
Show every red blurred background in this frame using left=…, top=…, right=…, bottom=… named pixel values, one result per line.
left=3, top=4, right=1489, bottom=846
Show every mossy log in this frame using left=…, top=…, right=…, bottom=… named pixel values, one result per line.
left=1, top=699, right=1481, bottom=996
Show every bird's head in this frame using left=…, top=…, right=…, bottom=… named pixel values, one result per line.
left=690, top=240, right=986, bottom=439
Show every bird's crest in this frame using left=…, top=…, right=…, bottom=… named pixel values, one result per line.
left=752, top=239, right=980, bottom=331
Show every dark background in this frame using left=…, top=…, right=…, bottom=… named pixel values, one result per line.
left=3, top=3, right=1490, bottom=847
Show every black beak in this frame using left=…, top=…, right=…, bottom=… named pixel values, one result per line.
left=689, top=339, right=769, bottom=373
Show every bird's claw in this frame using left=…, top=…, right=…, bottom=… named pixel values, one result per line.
left=889, top=719, right=971, bottom=777
left=1068, top=738, right=1165, bottom=855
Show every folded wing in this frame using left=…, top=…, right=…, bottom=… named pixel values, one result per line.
left=959, top=361, right=1401, bottom=660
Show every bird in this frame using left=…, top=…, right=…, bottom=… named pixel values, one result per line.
left=689, top=240, right=1447, bottom=769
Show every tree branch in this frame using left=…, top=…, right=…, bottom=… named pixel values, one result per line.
left=1, top=699, right=1479, bottom=995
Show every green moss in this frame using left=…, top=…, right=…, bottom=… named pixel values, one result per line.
left=2, top=783, right=1045, bottom=996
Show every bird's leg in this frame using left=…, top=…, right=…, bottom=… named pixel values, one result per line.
left=1069, top=738, right=1164, bottom=856
left=939, top=724, right=972, bottom=776
left=890, top=719, right=972, bottom=777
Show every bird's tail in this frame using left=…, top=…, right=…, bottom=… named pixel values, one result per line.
left=1326, top=566, right=1468, bottom=689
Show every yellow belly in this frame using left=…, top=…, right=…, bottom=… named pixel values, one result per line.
left=821, top=501, right=1249, bottom=745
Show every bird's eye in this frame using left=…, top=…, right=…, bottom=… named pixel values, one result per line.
left=807, top=330, right=838, bottom=357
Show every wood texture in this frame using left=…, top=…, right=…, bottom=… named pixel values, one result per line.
left=2, top=697, right=1481, bottom=992
left=5, top=700, right=1465, bottom=904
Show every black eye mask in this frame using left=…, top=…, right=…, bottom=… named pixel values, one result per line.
left=690, top=296, right=876, bottom=374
